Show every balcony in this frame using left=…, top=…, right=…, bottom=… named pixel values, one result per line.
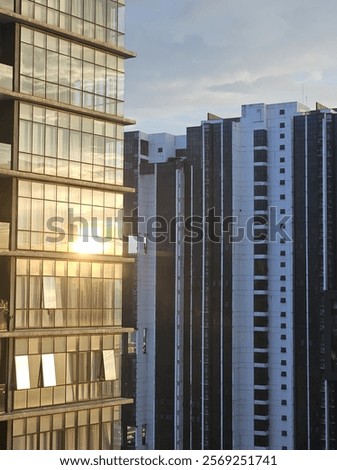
left=0, top=64, right=13, bottom=91
left=0, top=143, right=11, bottom=169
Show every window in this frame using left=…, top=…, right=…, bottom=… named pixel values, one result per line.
left=254, top=199, right=268, bottom=211
left=254, top=295, right=268, bottom=312
left=280, top=194, right=285, bottom=200
left=15, top=355, right=31, bottom=390
left=280, top=180, right=285, bottom=185
left=254, top=185, right=267, bottom=196
left=254, top=150, right=267, bottom=163
left=254, top=129, right=267, bottom=147
left=280, top=251, right=286, bottom=256
left=254, top=279, right=268, bottom=290
left=281, top=384, right=287, bottom=390
left=43, top=277, right=57, bottom=309
left=280, top=209, right=285, bottom=215
left=281, top=298, right=286, bottom=303
left=254, top=351, right=268, bottom=362
left=279, top=109, right=285, bottom=115
left=254, top=368, right=269, bottom=387
left=280, top=133, right=285, bottom=139
left=281, top=371, right=287, bottom=377
left=282, top=431, right=288, bottom=436
left=142, top=424, right=147, bottom=446
left=0, top=222, right=10, bottom=250
left=158, top=147, right=163, bottom=153
left=254, top=166, right=267, bottom=182
left=103, top=350, right=116, bottom=381
left=280, top=145, right=285, bottom=150
left=281, top=400, right=287, bottom=405
left=19, top=103, right=124, bottom=185
left=20, top=28, right=125, bottom=115
left=281, top=347, right=286, bottom=353
left=280, top=157, right=285, bottom=163
left=280, top=122, right=285, bottom=128
left=280, top=276, right=286, bottom=281
left=254, top=435, right=269, bottom=447
left=254, top=331, right=268, bottom=349
left=281, top=334, right=286, bottom=340
left=140, top=140, right=149, bottom=156
left=280, top=168, right=285, bottom=174
left=254, top=404, right=269, bottom=416
left=254, top=317, right=268, bottom=328
left=281, top=360, right=287, bottom=366
left=281, top=323, right=287, bottom=329
left=280, top=287, right=286, bottom=292
left=254, top=244, right=268, bottom=255
left=142, top=328, right=147, bottom=354
left=281, top=312, right=286, bottom=318
left=254, top=259, right=268, bottom=276
left=254, top=389, right=268, bottom=401
left=42, top=353, right=57, bottom=387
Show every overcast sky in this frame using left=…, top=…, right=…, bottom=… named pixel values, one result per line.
left=124, top=0, right=337, bottom=135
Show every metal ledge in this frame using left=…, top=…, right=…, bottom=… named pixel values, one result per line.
left=0, top=397, right=134, bottom=421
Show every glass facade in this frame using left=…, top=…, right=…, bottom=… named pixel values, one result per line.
left=0, top=0, right=133, bottom=450
left=17, top=181, right=124, bottom=254
left=13, top=334, right=121, bottom=409
left=15, top=259, right=123, bottom=329
left=21, top=0, right=125, bottom=47
left=20, top=27, right=125, bottom=114
left=19, top=104, right=124, bottom=184
left=12, top=405, right=121, bottom=450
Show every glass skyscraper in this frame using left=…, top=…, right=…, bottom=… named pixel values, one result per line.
left=0, top=0, right=135, bottom=449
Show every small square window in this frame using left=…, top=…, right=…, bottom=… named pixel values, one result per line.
left=158, top=147, right=163, bottom=153
left=280, top=122, right=285, bottom=128
left=280, top=133, right=285, bottom=139
left=280, top=275, right=286, bottom=281
left=282, top=430, right=288, bottom=436
left=280, top=109, right=285, bottom=115
left=281, top=415, right=287, bottom=421
left=282, top=446, right=288, bottom=450
left=280, top=157, right=285, bottom=163
left=280, top=194, right=285, bottom=200
left=281, top=360, right=287, bottom=365
left=281, top=334, right=286, bottom=340
left=281, top=287, right=286, bottom=292
left=281, top=371, right=287, bottom=377
left=280, top=298, right=286, bottom=304
left=281, top=384, right=287, bottom=390
left=280, top=168, right=285, bottom=174
left=281, top=400, right=287, bottom=405
left=280, top=239, right=286, bottom=244
left=280, top=262, right=286, bottom=268
left=281, top=312, right=286, bottom=317
left=281, top=347, right=286, bottom=353
left=280, top=180, right=285, bottom=185
left=280, top=251, right=286, bottom=256
left=280, top=145, right=285, bottom=150
left=281, top=323, right=286, bottom=329
left=280, top=209, right=286, bottom=215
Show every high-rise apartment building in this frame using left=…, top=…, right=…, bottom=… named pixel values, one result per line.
left=0, top=0, right=135, bottom=450
left=123, top=131, right=186, bottom=449
left=126, top=102, right=337, bottom=450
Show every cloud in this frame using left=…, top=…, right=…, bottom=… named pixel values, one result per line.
left=125, top=0, right=337, bottom=134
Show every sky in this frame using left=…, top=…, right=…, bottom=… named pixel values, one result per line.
left=124, top=0, right=337, bottom=135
